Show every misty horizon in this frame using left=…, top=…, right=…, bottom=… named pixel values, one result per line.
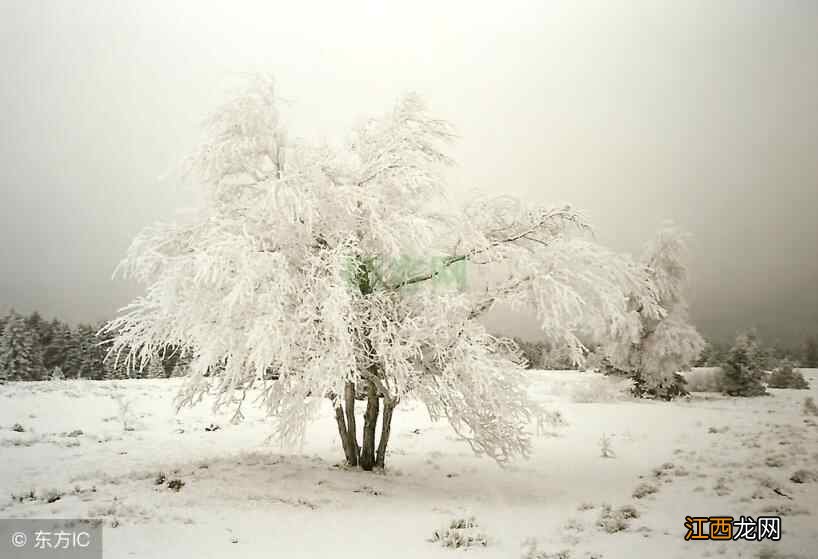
left=2, top=1, right=817, bottom=346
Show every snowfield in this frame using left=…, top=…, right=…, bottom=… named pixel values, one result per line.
left=2, top=370, right=818, bottom=559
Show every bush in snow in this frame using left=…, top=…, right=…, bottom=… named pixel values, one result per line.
left=767, top=361, right=809, bottom=389
left=430, top=516, right=488, bottom=549
left=632, top=482, right=658, bottom=499
left=755, top=546, right=807, bottom=559
left=803, top=397, right=818, bottom=416
left=111, top=390, right=137, bottom=432
left=511, top=338, right=546, bottom=369
left=719, top=334, right=768, bottom=397
left=789, top=469, right=818, bottom=484
left=521, top=539, right=572, bottom=559
left=102, top=75, right=704, bottom=470
left=599, top=433, right=615, bottom=458
left=597, top=503, right=638, bottom=533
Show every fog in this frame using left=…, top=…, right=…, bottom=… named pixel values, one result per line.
left=1, top=1, right=817, bottom=344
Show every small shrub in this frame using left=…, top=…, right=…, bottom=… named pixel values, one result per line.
left=10, top=489, right=36, bottom=503
left=758, top=502, right=808, bottom=517
left=789, top=469, right=818, bottom=484
left=765, top=455, right=786, bottom=468
left=521, top=539, right=572, bottom=559
left=536, top=409, right=566, bottom=437
left=600, top=433, right=615, bottom=458
left=632, top=482, right=658, bottom=499
left=167, top=479, right=185, bottom=492
left=713, top=477, right=732, bottom=496
left=352, top=485, right=382, bottom=496
left=430, top=516, right=488, bottom=549
left=111, top=391, right=136, bottom=432
left=154, top=472, right=167, bottom=486
left=756, top=546, right=805, bottom=559
left=767, top=362, right=809, bottom=389
left=652, top=462, right=675, bottom=478
left=597, top=504, right=636, bottom=533
left=11, top=423, right=25, bottom=433
left=633, top=372, right=690, bottom=401
left=803, top=397, right=818, bottom=416
left=618, top=504, right=639, bottom=519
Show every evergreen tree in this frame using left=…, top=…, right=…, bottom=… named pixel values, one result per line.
left=719, top=333, right=768, bottom=397
left=698, top=340, right=729, bottom=367
left=63, top=326, right=87, bottom=379
left=0, top=311, right=47, bottom=381
left=43, top=320, right=71, bottom=370
left=25, top=311, right=52, bottom=348
left=73, top=324, right=106, bottom=380
left=805, top=337, right=818, bottom=368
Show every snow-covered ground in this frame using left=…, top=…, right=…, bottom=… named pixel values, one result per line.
left=2, top=370, right=817, bottom=558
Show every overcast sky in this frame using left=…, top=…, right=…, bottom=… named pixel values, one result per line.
left=1, top=1, right=817, bottom=345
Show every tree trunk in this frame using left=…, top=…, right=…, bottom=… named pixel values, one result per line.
left=359, top=381, right=380, bottom=470
left=375, top=398, right=395, bottom=469
left=344, top=382, right=359, bottom=466
left=334, top=405, right=356, bottom=465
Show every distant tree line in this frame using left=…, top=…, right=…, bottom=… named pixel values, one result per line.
left=0, top=310, right=189, bottom=381
left=694, top=333, right=818, bottom=370
left=2, top=307, right=816, bottom=383
left=511, top=332, right=817, bottom=372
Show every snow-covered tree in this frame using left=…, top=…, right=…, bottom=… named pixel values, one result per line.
left=25, top=311, right=51, bottom=348
left=65, top=324, right=104, bottom=380
left=767, top=360, right=809, bottom=389
left=104, top=76, right=676, bottom=469
left=601, top=226, right=705, bottom=399
left=62, top=327, right=84, bottom=379
left=76, top=323, right=109, bottom=380
left=719, top=333, right=768, bottom=396
left=50, top=366, right=65, bottom=381
left=44, top=319, right=71, bottom=371
left=0, top=311, right=46, bottom=381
